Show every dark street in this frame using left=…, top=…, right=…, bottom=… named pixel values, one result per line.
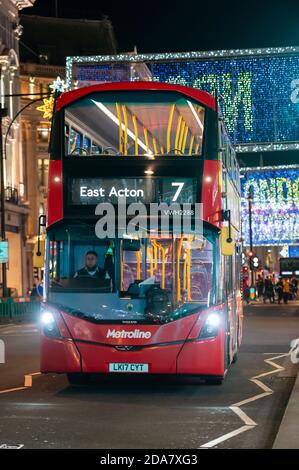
left=0, top=302, right=298, bottom=449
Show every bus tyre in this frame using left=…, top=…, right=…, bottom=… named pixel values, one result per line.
left=67, top=373, right=90, bottom=385
left=232, top=351, right=238, bottom=364
left=206, top=377, right=223, bottom=385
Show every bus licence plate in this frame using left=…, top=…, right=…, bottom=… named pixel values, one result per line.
left=109, top=363, right=149, bottom=373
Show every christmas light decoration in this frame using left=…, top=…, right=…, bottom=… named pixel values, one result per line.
left=50, top=76, right=67, bottom=94
left=65, top=46, right=299, bottom=152
left=37, top=96, right=55, bottom=119
left=280, top=245, right=289, bottom=257
left=241, top=168, right=299, bottom=246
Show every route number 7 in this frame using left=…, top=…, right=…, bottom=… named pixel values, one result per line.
left=171, top=182, right=185, bottom=202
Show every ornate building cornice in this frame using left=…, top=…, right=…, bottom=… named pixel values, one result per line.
left=15, top=1, right=36, bottom=10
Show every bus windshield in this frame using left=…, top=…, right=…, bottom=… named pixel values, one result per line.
left=47, top=224, right=217, bottom=323
left=64, top=91, right=205, bottom=157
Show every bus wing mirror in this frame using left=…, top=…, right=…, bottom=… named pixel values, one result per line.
left=34, top=215, right=46, bottom=267
left=220, top=226, right=235, bottom=256
left=122, top=239, right=141, bottom=251
left=34, top=239, right=45, bottom=268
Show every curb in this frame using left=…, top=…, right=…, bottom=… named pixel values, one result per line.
left=272, top=369, right=299, bottom=448
left=0, top=313, right=37, bottom=325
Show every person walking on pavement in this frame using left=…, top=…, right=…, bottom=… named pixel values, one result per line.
left=290, top=277, right=298, bottom=299
left=242, top=277, right=250, bottom=304
left=263, top=276, right=275, bottom=303
left=30, top=283, right=38, bottom=299
left=256, top=276, right=264, bottom=301
left=276, top=278, right=283, bottom=304
left=282, top=278, right=290, bottom=304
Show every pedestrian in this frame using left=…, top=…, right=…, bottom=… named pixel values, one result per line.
left=290, top=278, right=298, bottom=299
left=263, top=277, right=275, bottom=303
left=30, top=283, right=38, bottom=299
left=256, top=276, right=264, bottom=301
left=276, top=278, right=283, bottom=304
left=282, top=278, right=290, bottom=304
left=242, top=278, right=250, bottom=304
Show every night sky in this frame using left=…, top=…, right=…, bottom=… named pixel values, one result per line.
left=22, top=0, right=299, bottom=53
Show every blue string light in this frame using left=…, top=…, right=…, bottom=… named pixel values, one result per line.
left=241, top=168, right=299, bottom=245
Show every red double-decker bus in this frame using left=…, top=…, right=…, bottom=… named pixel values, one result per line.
left=40, top=81, right=243, bottom=385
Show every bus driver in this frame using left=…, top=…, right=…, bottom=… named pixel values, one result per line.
left=74, top=251, right=109, bottom=281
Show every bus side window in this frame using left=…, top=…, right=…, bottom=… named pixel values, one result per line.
left=65, top=124, right=69, bottom=155
left=224, top=256, right=233, bottom=297
left=235, top=245, right=241, bottom=295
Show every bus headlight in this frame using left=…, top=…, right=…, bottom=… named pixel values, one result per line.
left=41, top=311, right=60, bottom=338
left=199, top=312, right=221, bottom=339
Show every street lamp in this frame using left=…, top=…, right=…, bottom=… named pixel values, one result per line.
left=247, top=187, right=254, bottom=288
left=0, top=92, right=51, bottom=298
left=0, top=106, right=8, bottom=297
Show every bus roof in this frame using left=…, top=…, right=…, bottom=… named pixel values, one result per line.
left=55, top=81, right=216, bottom=112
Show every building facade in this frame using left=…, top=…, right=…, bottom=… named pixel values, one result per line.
left=0, top=1, right=35, bottom=297
left=19, top=14, right=117, bottom=289
left=20, top=62, right=64, bottom=288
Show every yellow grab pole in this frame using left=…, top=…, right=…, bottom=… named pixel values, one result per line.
left=152, top=136, right=158, bottom=155
left=136, top=250, right=141, bottom=280
left=189, top=134, right=195, bottom=155
left=152, top=240, right=158, bottom=269
left=143, top=127, right=149, bottom=154
left=166, top=104, right=175, bottom=153
left=132, top=114, right=139, bottom=156
left=178, top=120, right=186, bottom=152
left=148, top=247, right=154, bottom=277
left=187, top=236, right=192, bottom=301
left=174, top=115, right=182, bottom=154
left=183, top=257, right=187, bottom=290
left=160, top=246, right=166, bottom=289
left=116, top=103, right=123, bottom=154
left=195, top=141, right=200, bottom=155
left=122, top=104, right=128, bottom=155
left=182, top=126, right=189, bottom=154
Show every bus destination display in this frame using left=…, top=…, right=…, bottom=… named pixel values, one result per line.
left=69, top=177, right=197, bottom=205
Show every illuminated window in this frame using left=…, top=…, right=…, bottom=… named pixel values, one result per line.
left=38, top=158, right=49, bottom=187
left=69, top=127, right=83, bottom=154
left=37, top=123, right=50, bottom=143
left=83, top=135, right=91, bottom=152
left=64, top=91, right=205, bottom=156
left=29, top=76, right=35, bottom=99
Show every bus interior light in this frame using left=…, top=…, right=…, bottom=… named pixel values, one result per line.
left=187, top=100, right=204, bottom=131
left=92, top=100, right=153, bottom=155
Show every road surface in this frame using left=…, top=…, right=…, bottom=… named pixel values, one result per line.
left=0, top=301, right=298, bottom=449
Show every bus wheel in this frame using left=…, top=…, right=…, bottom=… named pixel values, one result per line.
left=67, top=373, right=90, bottom=385
left=205, top=377, right=223, bottom=385
left=232, top=351, right=238, bottom=364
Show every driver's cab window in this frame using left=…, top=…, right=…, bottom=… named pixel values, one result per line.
left=48, top=229, right=115, bottom=292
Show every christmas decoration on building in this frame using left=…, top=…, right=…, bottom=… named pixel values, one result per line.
left=37, top=95, right=55, bottom=119
left=66, top=46, right=299, bottom=152
left=50, top=76, right=67, bottom=94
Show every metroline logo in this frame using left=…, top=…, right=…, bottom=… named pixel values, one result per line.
left=106, top=329, right=152, bottom=339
